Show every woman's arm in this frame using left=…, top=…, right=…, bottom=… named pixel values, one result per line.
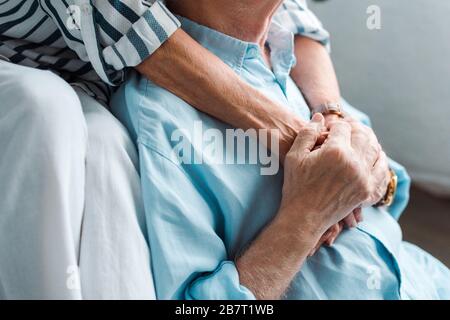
left=136, top=29, right=304, bottom=161
left=290, top=36, right=392, bottom=221
left=290, top=35, right=341, bottom=114
left=51, top=1, right=328, bottom=161
left=68, top=1, right=325, bottom=160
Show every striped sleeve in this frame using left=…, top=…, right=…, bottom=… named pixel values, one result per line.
left=76, top=0, right=180, bottom=84
left=274, top=0, right=330, bottom=51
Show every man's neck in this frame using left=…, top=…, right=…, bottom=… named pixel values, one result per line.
left=166, top=0, right=283, bottom=48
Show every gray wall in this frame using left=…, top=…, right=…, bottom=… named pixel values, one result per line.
left=308, top=0, right=450, bottom=197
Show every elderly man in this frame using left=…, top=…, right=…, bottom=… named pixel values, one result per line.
left=111, top=0, right=450, bottom=299
left=0, top=1, right=335, bottom=299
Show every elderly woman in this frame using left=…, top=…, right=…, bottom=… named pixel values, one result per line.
left=0, top=0, right=334, bottom=299
left=111, top=0, right=450, bottom=299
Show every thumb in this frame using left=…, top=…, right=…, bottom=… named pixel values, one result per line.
left=290, top=113, right=324, bottom=160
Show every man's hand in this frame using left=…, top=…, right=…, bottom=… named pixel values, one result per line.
left=306, top=114, right=362, bottom=256
left=346, top=118, right=391, bottom=206
left=281, top=114, right=376, bottom=235
left=325, top=114, right=390, bottom=206
left=308, top=114, right=390, bottom=256
left=237, top=114, right=375, bottom=299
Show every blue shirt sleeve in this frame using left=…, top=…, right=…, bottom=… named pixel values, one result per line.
left=386, top=158, right=411, bottom=221
left=139, top=148, right=255, bottom=300
left=274, top=0, right=331, bottom=50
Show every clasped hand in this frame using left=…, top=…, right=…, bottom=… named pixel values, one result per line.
left=281, top=114, right=391, bottom=256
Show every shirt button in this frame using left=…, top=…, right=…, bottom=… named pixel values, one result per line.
left=82, top=4, right=91, bottom=14
left=246, top=47, right=259, bottom=58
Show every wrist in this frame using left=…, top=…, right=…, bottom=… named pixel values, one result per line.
left=323, top=113, right=342, bottom=122
left=310, top=101, right=344, bottom=119
left=277, top=116, right=306, bottom=162
left=276, top=204, right=325, bottom=245
left=375, top=169, right=398, bottom=207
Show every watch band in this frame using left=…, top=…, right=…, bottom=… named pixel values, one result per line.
left=312, top=102, right=345, bottom=119
left=375, top=169, right=398, bottom=207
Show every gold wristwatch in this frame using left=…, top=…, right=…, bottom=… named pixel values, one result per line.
left=376, top=169, right=398, bottom=207
left=312, top=102, right=345, bottom=119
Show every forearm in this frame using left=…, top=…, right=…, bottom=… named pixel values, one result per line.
left=290, top=36, right=341, bottom=112
left=136, top=29, right=304, bottom=159
left=236, top=208, right=320, bottom=300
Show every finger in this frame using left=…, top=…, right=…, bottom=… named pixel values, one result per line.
left=325, top=120, right=352, bottom=147
left=350, top=122, right=381, bottom=169
left=326, top=223, right=344, bottom=246
left=353, top=207, right=363, bottom=223
left=309, top=244, right=320, bottom=257
left=367, top=150, right=390, bottom=205
left=344, top=213, right=357, bottom=228
left=291, top=114, right=325, bottom=160
left=315, top=132, right=329, bottom=147
left=310, top=234, right=328, bottom=256
left=309, top=244, right=321, bottom=257
left=325, top=224, right=340, bottom=246
left=309, top=226, right=332, bottom=256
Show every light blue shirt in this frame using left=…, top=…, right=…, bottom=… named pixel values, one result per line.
left=111, top=17, right=450, bottom=300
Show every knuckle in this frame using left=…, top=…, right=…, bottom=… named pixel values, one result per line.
left=347, top=158, right=362, bottom=176
left=339, top=121, right=352, bottom=131
left=360, top=180, right=372, bottom=200
left=326, top=144, right=346, bottom=160
left=332, top=224, right=340, bottom=233
left=349, top=119, right=360, bottom=129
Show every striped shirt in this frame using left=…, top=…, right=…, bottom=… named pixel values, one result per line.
left=0, top=0, right=329, bottom=104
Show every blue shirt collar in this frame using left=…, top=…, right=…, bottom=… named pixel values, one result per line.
left=178, top=16, right=296, bottom=85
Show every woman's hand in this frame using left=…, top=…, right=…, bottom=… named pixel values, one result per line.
left=280, top=114, right=375, bottom=239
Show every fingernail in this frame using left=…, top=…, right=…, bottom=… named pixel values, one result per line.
left=312, top=113, right=324, bottom=123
